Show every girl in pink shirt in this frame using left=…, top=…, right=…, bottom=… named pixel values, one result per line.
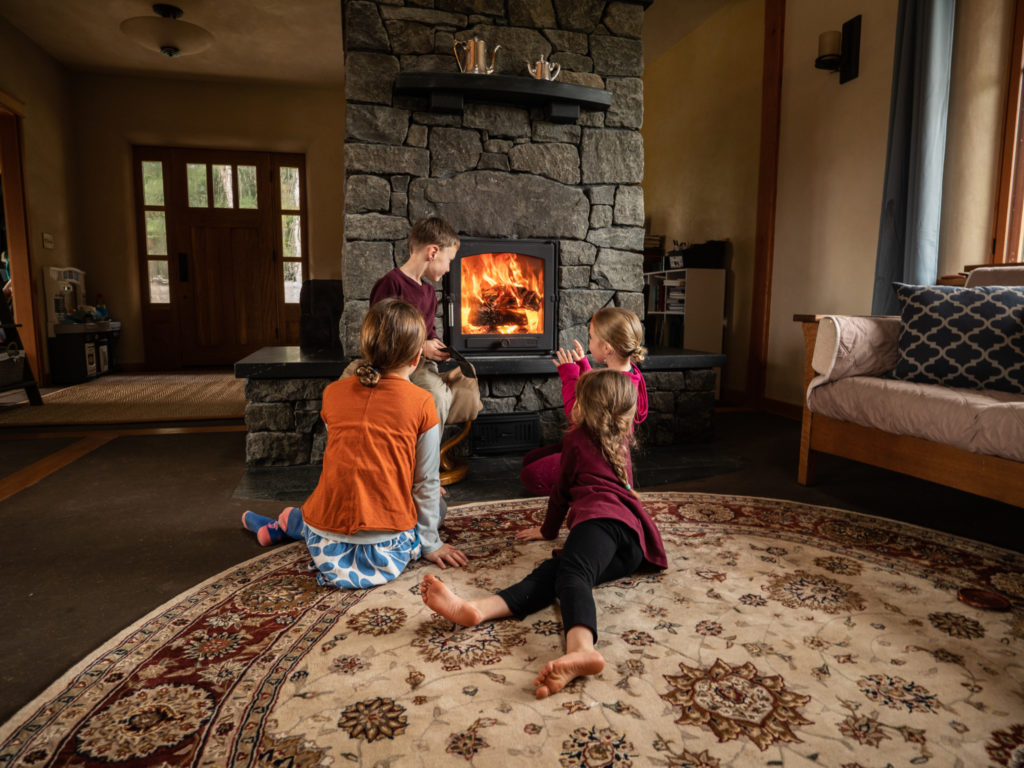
left=521, top=307, right=648, bottom=495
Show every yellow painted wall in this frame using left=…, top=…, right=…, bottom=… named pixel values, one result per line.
left=642, top=0, right=764, bottom=396
left=0, top=15, right=75, bottom=355
left=68, top=73, right=345, bottom=366
left=766, top=0, right=899, bottom=405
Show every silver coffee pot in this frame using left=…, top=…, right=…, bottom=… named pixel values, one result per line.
left=527, top=54, right=561, bottom=81
left=453, top=37, right=501, bottom=75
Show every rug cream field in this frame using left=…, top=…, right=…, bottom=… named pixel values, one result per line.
left=0, top=373, right=244, bottom=425
left=1, top=493, right=1022, bottom=767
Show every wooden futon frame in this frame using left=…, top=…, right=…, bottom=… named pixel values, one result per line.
left=795, top=315, right=1024, bottom=509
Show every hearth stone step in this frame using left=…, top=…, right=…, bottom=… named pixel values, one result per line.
left=235, top=346, right=724, bottom=467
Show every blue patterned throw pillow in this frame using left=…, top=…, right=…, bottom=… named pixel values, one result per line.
left=891, top=283, right=1024, bottom=393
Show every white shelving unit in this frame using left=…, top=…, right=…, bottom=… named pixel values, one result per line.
left=644, top=268, right=726, bottom=354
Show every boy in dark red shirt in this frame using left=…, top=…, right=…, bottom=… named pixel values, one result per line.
left=370, top=217, right=459, bottom=424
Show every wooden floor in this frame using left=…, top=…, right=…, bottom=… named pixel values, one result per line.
left=0, top=424, right=246, bottom=504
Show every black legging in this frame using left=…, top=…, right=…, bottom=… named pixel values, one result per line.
left=497, top=517, right=644, bottom=642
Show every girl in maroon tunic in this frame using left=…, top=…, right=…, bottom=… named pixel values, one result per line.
left=421, top=369, right=666, bottom=698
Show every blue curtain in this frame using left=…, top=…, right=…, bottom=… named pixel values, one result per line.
left=871, top=0, right=956, bottom=315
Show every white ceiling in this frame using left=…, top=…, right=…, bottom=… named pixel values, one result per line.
left=0, top=0, right=728, bottom=86
left=0, top=0, right=345, bottom=85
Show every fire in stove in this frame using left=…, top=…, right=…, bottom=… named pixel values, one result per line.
left=461, top=252, right=545, bottom=335
left=446, top=237, right=557, bottom=355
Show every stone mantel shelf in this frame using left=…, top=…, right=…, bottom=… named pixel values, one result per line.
left=394, top=72, right=612, bottom=123
left=235, top=346, right=725, bottom=380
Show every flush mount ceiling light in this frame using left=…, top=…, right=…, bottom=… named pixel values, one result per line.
left=120, top=3, right=214, bottom=58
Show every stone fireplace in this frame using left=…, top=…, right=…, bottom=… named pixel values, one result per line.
left=236, top=0, right=721, bottom=469
left=339, top=0, right=657, bottom=441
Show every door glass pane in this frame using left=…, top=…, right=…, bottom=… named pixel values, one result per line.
left=284, top=261, right=302, bottom=303
left=282, top=215, right=302, bottom=259
left=148, top=260, right=170, bottom=304
left=141, top=161, right=164, bottom=206
left=238, top=165, right=258, bottom=209
left=280, top=166, right=300, bottom=210
left=187, top=163, right=208, bottom=207
left=213, top=164, right=234, bottom=208
left=145, top=211, right=167, bottom=255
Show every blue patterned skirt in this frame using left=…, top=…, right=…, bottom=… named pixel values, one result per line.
left=304, top=527, right=422, bottom=589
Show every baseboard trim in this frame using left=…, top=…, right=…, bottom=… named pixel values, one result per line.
left=761, top=397, right=801, bottom=421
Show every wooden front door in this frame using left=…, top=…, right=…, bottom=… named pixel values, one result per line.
left=133, top=147, right=306, bottom=369
left=176, top=151, right=276, bottom=365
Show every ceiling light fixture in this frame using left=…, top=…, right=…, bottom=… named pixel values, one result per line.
left=120, top=4, right=214, bottom=58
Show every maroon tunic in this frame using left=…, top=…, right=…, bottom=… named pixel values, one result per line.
left=369, top=267, right=439, bottom=340
left=540, top=426, right=667, bottom=570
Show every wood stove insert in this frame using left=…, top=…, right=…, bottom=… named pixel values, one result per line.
left=444, top=238, right=558, bottom=356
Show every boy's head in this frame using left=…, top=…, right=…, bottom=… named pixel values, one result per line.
left=408, top=217, right=460, bottom=282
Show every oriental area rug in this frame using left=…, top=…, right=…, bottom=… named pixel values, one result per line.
left=2, top=493, right=1023, bottom=767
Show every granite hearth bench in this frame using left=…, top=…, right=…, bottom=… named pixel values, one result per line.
left=234, top=346, right=726, bottom=469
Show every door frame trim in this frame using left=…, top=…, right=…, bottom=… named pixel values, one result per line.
left=1, top=102, right=44, bottom=384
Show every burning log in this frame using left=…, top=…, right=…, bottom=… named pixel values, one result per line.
left=480, top=285, right=542, bottom=311
left=469, top=305, right=528, bottom=330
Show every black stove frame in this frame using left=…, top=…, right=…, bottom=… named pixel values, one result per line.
left=444, top=237, right=558, bottom=356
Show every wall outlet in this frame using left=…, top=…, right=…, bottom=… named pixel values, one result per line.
left=41, top=233, right=55, bottom=249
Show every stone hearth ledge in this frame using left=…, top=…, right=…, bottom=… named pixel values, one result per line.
left=234, top=345, right=725, bottom=379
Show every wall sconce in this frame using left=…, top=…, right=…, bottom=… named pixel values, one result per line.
left=815, top=14, right=861, bottom=84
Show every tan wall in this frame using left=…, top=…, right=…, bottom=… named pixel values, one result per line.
left=939, top=0, right=1015, bottom=275
left=642, top=0, right=764, bottom=395
left=0, top=15, right=75, bottom=360
left=69, top=73, right=346, bottom=366
left=766, top=0, right=899, bottom=405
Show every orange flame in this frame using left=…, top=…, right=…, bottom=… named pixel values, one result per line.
left=460, top=252, right=545, bottom=335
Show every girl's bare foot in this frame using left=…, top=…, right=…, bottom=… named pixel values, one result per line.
left=420, top=573, right=482, bottom=626
left=533, top=650, right=605, bottom=698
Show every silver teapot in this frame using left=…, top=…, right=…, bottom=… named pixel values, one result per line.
left=453, top=37, right=501, bottom=75
left=527, top=54, right=560, bottom=81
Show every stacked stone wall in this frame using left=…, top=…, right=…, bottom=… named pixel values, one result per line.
left=340, top=0, right=648, bottom=358
left=243, top=367, right=716, bottom=466
left=241, top=0, right=718, bottom=468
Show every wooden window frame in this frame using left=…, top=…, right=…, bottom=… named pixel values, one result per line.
left=993, top=0, right=1024, bottom=264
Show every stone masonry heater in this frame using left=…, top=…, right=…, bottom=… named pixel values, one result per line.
left=236, top=0, right=718, bottom=470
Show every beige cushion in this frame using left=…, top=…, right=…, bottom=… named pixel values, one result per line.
left=808, top=375, right=1024, bottom=462
left=964, top=265, right=1024, bottom=287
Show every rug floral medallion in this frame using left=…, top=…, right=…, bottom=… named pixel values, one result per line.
left=3, top=493, right=1023, bottom=767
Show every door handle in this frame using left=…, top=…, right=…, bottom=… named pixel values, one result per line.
left=178, top=253, right=189, bottom=282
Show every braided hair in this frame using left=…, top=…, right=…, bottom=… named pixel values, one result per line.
left=355, top=298, right=426, bottom=387
left=591, top=307, right=647, bottom=365
left=570, top=368, right=638, bottom=495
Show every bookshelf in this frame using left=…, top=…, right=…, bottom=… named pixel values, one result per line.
left=644, top=268, right=726, bottom=354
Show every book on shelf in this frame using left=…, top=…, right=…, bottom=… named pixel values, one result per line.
left=662, top=278, right=685, bottom=287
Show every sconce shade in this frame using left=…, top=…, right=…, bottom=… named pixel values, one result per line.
left=815, top=30, right=841, bottom=70
left=120, top=5, right=213, bottom=58
left=813, top=16, right=861, bottom=84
